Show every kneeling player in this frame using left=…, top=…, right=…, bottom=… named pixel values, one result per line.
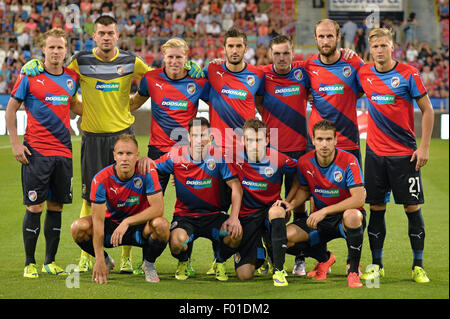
left=155, top=117, right=243, bottom=281
left=223, top=119, right=297, bottom=286
left=279, top=120, right=366, bottom=287
left=71, top=134, right=169, bottom=284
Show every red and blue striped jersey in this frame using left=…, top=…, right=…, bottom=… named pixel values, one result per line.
left=297, top=149, right=364, bottom=212
left=11, top=69, right=79, bottom=158
left=231, top=148, right=297, bottom=218
left=304, top=54, right=364, bottom=151
left=259, top=62, right=310, bottom=152
left=357, top=61, right=427, bottom=156
left=203, top=62, right=265, bottom=147
left=137, top=68, right=208, bottom=152
left=90, top=164, right=162, bottom=224
left=155, top=145, right=237, bottom=216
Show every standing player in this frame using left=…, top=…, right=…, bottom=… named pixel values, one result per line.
left=223, top=119, right=297, bottom=286
left=5, top=28, right=81, bottom=278
left=70, top=134, right=169, bottom=284
left=130, top=37, right=208, bottom=193
left=278, top=120, right=366, bottom=288
left=154, top=117, right=243, bottom=281
left=256, top=34, right=311, bottom=275
left=305, top=19, right=365, bottom=162
left=357, top=28, right=434, bottom=283
left=203, top=27, right=265, bottom=153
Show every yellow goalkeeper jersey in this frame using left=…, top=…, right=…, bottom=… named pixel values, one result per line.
left=68, top=48, right=150, bottom=133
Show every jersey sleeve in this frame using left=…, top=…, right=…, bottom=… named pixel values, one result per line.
left=144, top=164, right=162, bottom=195
left=408, top=68, right=427, bottom=99
left=219, top=159, right=238, bottom=181
left=281, top=154, right=297, bottom=175
left=90, top=176, right=107, bottom=204
left=256, top=73, right=265, bottom=96
left=155, top=152, right=174, bottom=174
left=137, top=73, right=150, bottom=97
left=346, top=156, right=364, bottom=188
left=11, top=74, right=29, bottom=102
left=133, top=55, right=151, bottom=80
left=297, top=165, right=308, bottom=186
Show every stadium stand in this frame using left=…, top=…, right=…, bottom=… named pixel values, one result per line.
left=0, top=0, right=448, bottom=100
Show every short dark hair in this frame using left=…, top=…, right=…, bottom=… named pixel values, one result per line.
left=114, top=133, right=138, bottom=148
left=188, top=117, right=210, bottom=132
left=94, top=15, right=118, bottom=31
left=269, top=34, right=292, bottom=49
left=312, top=119, right=336, bottom=137
left=243, top=118, right=267, bottom=137
left=224, top=27, right=247, bottom=46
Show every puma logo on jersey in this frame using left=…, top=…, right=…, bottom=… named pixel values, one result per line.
left=367, top=78, right=373, bottom=85
left=306, top=170, right=314, bottom=177
left=181, top=163, right=190, bottom=170
left=36, top=79, right=45, bottom=85
left=216, top=71, right=225, bottom=78
left=110, top=187, right=118, bottom=195
left=312, top=70, right=319, bottom=76
left=155, top=83, right=164, bottom=90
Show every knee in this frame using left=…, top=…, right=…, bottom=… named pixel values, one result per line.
left=169, top=230, right=189, bottom=253
left=236, top=267, right=254, bottom=281
left=26, top=203, right=45, bottom=213
left=268, top=206, right=285, bottom=221
left=343, top=209, right=363, bottom=228
left=151, top=217, right=170, bottom=241
left=70, top=218, right=91, bottom=242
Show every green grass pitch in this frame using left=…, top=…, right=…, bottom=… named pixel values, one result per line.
left=0, top=136, right=448, bottom=300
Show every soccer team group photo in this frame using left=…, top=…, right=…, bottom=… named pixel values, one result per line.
left=0, top=0, right=448, bottom=300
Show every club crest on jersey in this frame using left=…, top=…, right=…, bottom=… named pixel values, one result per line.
left=66, top=79, right=74, bottom=90
left=264, top=166, right=274, bottom=178
left=247, top=75, right=255, bottom=86
left=187, top=83, right=196, bottom=95
left=28, top=190, right=37, bottom=202
left=334, top=171, right=343, bottom=183
left=207, top=158, right=216, bottom=171
left=116, top=65, right=124, bottom=75
left=391, top=77, right=400, bottom=88
left=294, top=69, right=303, bottom=81
left=133, top=177, right=143, bottom=189
left=343, top=66, right=352, bottom=78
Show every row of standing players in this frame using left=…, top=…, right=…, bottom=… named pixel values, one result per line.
left=9, top=16, right=433, bottom=287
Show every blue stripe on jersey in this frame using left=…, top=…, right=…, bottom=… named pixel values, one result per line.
left=368, top=102, right=417, bottom=150
left=313, top=59, right=361, bottom=95
left=45, top=72, right=77, bottom=96
left=370, top=66, right=413, bottom=103
left=209, top=89, right=246, bottom=129
left=174, top=175, right=221, bottom=213
left=25, top=92, right=71, bottom=150
left=310, top=92, right=359, bottom=145
left=151, top=100, right=187, bottom=141
left=242, top=188, right=268, bottom=210
left=262, top=93, right=307, bottom=137
left=160, top=72, right=202, bottom=106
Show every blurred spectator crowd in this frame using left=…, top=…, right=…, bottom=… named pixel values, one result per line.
left=0, top=0, right=448, bottom=100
